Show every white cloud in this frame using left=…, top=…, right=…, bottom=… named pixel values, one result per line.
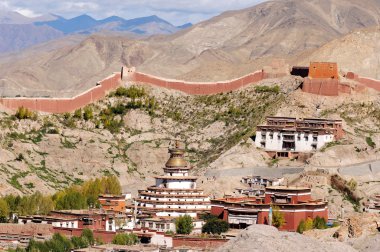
left=14, top=8, right=40, bottom=17
left=1, top=0, right=267, bottom=25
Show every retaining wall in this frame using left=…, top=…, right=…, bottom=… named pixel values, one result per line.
left=302, top=78, right=340, bottom=96
left=0, top=73, right=121, bottom=113
left=172, top=236, right=228, bottom=249
left=53, top=227, right=115, bottom=243
left=123, top=69, right=265, bottom=95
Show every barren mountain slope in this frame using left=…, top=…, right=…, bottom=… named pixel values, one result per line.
left=137, top=0, right=380, bottom=79
left=0, top=24, right=63, bottom=53
left=0, top=36, right=154, bottom=97
left=1, top=0, right=380, bottom=96
left=295, top=26, right=380, bottom=79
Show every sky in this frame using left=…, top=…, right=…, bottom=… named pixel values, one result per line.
left=0, top=0, right=267, bottom=25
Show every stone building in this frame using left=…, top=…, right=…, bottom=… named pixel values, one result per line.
left=254, top=116, right=344, bottom=158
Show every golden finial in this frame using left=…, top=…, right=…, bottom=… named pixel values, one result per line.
left=175, top=140, right=180, bottom=149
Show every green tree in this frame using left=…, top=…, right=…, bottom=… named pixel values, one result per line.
left=304, top=217, right=313, bottom=231
left=71, top=236, right=88, bottom=249
left=0, top=198, right=10, bottom=223
left=103, top=176, right=122, bottom=195
left=313, top=216, right=327, bottom=229
left=202, top=218, right=229, bottom=234
left=112, top=233, right=139, bottom=245
left=81, top=228, right=95, bottom=246
left=175, top=215, right=193, bottom=234
left=272, top=206, right=285, bottom=228
left=54, top=188, right=87, bottom=210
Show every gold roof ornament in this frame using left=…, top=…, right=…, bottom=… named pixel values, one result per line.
left=165, top=140, right=189, bottom=168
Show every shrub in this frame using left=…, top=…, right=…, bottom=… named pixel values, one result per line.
left=255, top=85, right=280, bottom=94
left=313, top=216, right=327, bottom=229
left=365, top=136, right=376, bottom=148
left=73, top=108, right=82, bottom=119
left=15, top=107, right=36, bottom=120
left=175, top=215, right=193, bottom=234
left=115, top=86, right=146, bottom=98
left=304, top=217, right=313, bottom=231
left=297, top=220, right=306, bottom=234
left=83, top=106, right=93, bottom=121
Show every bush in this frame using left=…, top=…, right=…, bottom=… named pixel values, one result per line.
left=73, top=108, right=82, bottom=119
left=115, top=86, right=146, bottom=98
left=297, top=220, right=306, bottom=234
left=175, top=215, right=193, bottom=234
left=255, top=85, right=280, bottom=94
left=366, top=136, right=376, bottom=148
left=83, top=106, right=93, bottom=121
left=304, top=217, right=313, bottom=231
left=112, top=233, right=139, bottom=245
left=15, top=106, right=36, bottom=120
left=313, top=216, right=327, bottom=229
left=202, top=218, right=229, bottom=234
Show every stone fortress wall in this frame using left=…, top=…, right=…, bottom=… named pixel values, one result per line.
left=0, top=73, right=121, bottom=114
left=0, top=61, right=379, bottom=114
left=122, top=67, right=266, bottom=95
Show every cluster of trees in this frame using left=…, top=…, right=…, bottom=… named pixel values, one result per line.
left=175, top=214, right=229, bottom=235
left=0, top=176, right=121, bottom=222
left=297, top=216, right=328, bottom=234
left=54, top=175, right=121, bottom=210
left=9, top=229, right=96, bottom=252
left=112, top=233, right=139, bottom=245
left=201, top=214, right=229, bottom=235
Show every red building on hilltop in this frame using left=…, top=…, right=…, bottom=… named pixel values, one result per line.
left=211, top=186, right=328, bottom=231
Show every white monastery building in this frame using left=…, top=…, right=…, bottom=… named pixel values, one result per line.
left=255, top=117, right=344, bottom=158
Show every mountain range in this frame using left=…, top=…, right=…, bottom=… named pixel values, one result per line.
left=1, top=0, right=380, bottom=96
left=0, top=11, right=191, bottom=54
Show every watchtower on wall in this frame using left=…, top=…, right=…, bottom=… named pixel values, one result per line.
left=302, top=62, right=340, bottom=96
left=121, top=66, right=136, bottom=81
left=308, top=62, right=339, bottom=79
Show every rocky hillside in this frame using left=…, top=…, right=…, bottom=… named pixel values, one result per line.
left=1, top=74, right=379, bottom=200
left=216, top=225, right=356, bottom=252
left=1, top=0, right=380, bottom=96
left=0, top=79, right=287, bottom=196
left=295, top=26, right=380, bottom=79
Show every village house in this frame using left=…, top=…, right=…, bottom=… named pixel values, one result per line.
left=211, top=186, right=328, bottom=232
left=255, top=116, right=344, bottom=159
left=236, top=175, right=284, bottom=197
left=364, top=195, right=380, bottom=213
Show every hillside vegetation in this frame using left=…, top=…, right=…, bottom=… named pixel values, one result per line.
left=0, top=79, right=287, bottom=195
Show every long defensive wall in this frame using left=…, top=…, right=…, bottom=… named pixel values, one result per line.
left=1, top=62, right=380, bottom=114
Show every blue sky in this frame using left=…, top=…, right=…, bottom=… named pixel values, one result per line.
left=0, top=0, right=267, bottom=25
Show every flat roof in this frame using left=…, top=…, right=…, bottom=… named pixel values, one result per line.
left=266, top=186, right=311, bottom=191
